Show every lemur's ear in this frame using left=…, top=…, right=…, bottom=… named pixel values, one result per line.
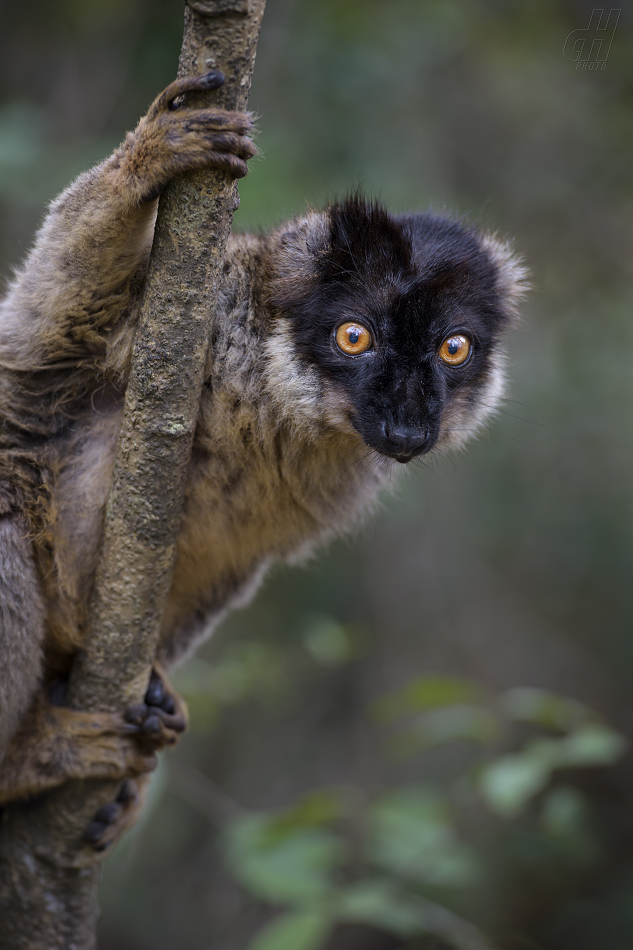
left=270, top=212, right=330, bottom=310
left=480, top=232, right=530, bottom=325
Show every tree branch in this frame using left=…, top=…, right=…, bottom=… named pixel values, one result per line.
left=0, top=3, right=266, bottom=947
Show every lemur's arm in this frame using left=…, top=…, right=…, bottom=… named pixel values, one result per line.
left=0, top=72, right=255, bottom=375
left=0, top=74, right=254, bottom=847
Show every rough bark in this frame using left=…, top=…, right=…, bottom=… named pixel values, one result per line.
left=0, top=2, right=266, bottom=947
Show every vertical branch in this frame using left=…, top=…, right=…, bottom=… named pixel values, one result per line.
left=70, top=0, right=266, bottom=715
left=0, top=3, right=266, bottom=948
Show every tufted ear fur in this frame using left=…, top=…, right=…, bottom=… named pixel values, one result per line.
left=480, top=232, right=530, bottom=325
left=267, top=210, right=331, bottom=310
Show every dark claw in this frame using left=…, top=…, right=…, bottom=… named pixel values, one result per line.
left=124, top=702, right=149, bottom=725
left=142, top=714, right=162, bottom=736
left=201, top=70, right=225, bottom=90
left=145, top=673, right=165, bottom=707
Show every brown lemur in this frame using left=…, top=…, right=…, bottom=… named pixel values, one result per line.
left=0, top=73, right=527, bottom=847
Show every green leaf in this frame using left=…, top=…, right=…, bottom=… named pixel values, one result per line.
left=246, top=911, right=332, bottom=950
left=478, top=725, right=627, bottom=818
left=336, top=880, right=426, bottom=935
left=335, top=880, right=496, bottom=950
left=367, top=787, right=479, bottom=885
left=392, top=705, right=497, bottom=755
left=269, top=790, right=343, bottom=833
left=552, top=724, right=628, bottom=767
left=519, top=726, right=627, bottom=774
left=225, top=814, right=342, bottom=904
left=478, top=753, right=551, bottom=818
left=539, top=787, right=597, bottom=864
left=540, top=786, right=587, bottom=837
left=501, top=687, right=592, bottom=732
left=302, top=615, right=355, bottom=665
left=376, top=676, right=483, bottom=723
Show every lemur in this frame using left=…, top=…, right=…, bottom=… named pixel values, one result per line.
left=0, top=74, right=527, bottom=848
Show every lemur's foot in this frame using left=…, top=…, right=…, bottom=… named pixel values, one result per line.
left=84, top=777, right=148, bottom=852
left=123, top=663, right=188, bottom=751
left=0, top=664, right=187, bottom=820
left=121, top=71, right=257, bottom=201
left=83, top=666, right=187, bottom=851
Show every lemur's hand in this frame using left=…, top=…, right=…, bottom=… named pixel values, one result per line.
left=117, top=71, right=257, bottom=203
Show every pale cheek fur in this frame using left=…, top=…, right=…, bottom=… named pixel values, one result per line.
left=263, top=320, right=364, bottom=435
left=437, top=355, right=507, bottom=453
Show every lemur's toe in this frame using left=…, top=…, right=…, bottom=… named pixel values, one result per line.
left=145, top=669, right=167, bottom=707
left=144, top=667, right=187, bottom=728
left=122, top=666, right=188, bottom=750
left=116, top=778, right=137, bottom=804
left=84, top=779, right=141, bottom=852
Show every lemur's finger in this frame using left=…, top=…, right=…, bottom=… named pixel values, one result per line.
left=199, top=152, right=251, bottom=179
left=147, top=71, right=226, bottom=119
left=178, top=110, right=255, bottom=136
left=187, top=131, right=257, bottom=163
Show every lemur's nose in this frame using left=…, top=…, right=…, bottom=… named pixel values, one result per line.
left=383, top=423, right=429, bottom=461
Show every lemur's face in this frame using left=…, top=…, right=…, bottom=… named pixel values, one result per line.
left=324, top=304, right=482, bottom=463
left=269, top=196, right=526, bottom=462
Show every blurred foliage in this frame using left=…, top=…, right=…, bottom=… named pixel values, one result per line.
left=212, top=669, right=626, bottom=949
left=2, top=1, right=633, bottom=948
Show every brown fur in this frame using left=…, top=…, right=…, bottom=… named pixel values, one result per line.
left=0, top=75, right=526, bottom=813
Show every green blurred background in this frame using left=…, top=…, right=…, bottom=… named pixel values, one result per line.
left=2, top=2, right=633, bottom=948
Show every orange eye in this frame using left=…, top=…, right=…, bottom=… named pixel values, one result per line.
left=438, top=333, right=471, bottom=367
left=335, top=322, right=373, bottom=355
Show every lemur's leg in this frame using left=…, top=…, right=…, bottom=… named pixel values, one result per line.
left=0, top=72, right=256, bottom=374
left=0, top=664, right=187, bottom=815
